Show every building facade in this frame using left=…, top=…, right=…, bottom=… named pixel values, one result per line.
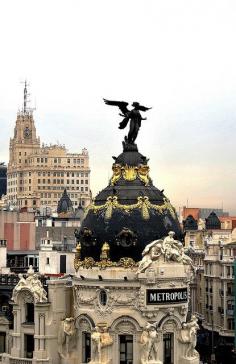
left=7, top=84, right=91, bottom=211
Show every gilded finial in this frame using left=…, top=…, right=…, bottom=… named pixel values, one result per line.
left=75, top=242, right=82, bottom=260
left=100, top=242, right=110, bottom=261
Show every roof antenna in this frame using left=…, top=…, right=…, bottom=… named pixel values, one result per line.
left=23, top=80, right=27, bottom=113
left=20, top=80, right=35, bottom=114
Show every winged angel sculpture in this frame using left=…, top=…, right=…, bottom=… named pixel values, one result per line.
left=104, top=99, right=151, bottom=144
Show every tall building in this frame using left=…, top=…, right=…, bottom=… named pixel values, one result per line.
left=183, top=213, right=236, bottom=362
left=7, top=82, right=91, bottom=211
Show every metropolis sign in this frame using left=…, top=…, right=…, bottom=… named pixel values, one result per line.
left=146, top=288, right=188, bottom=305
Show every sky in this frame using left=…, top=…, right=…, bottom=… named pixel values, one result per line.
left=0, top=0, right=236, bottom=214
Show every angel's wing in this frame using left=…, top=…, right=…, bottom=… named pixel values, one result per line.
left=138, top=105, right=152, bottom=112
left=103, top=99, right=130, bottom=115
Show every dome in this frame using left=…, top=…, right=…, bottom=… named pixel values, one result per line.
left=183, top=215, right=198, bottom=231
left=57, top=189, right=73, bottom=214
left=76, top=142, right=182, bottom=262
left=205, top=211, right=221, bottom=230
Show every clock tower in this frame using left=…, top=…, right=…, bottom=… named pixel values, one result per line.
left=7, top=82, right=40, bottom=206
left=9, top=81, right=40, bottom=166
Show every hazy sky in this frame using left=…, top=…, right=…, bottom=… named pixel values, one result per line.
left=0, top=0, right=236, bottom=214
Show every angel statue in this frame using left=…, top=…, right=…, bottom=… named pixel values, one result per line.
left=104, top=99, right=151, bottom=144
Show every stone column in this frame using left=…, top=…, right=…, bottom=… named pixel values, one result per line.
left=10, top=304, right=21, bottom=357
left=33, top=303, right=50, bottom=360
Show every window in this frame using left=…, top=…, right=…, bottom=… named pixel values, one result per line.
left=46, top=257, right=50, bottom=265
left=99, top=290, right=107, bottom=306
left=24, top=334, right=34, bottom=358
left=119, top=335, right=133, bottom=364
left=0, top=332, right=6, bottom=353
left=25, top=303, right=34, bottom=323
left=82, top=332, right=91, bottom=363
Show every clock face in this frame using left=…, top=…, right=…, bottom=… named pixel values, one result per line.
left=24, top=127, right=31, bottom=138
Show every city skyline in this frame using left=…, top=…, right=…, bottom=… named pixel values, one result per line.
left=0, top=0, right=236, bottom=213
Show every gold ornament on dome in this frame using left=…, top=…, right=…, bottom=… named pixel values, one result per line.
left=74, top=240, right=138, bottom=271
left=75, top=242, right=82, bottom=260
left=110, top=163, right=150, bottom=186
left=122, top=165, right=138, bottom=181
left=111, top=164, right=122, bottom=185
left=84, top=195, right=177, bottom=221
left=100, top=242, right=110, bottom=260
left=137, top=164, right=150, bottom=185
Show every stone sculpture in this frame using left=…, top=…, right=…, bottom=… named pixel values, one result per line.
left=137, top=231, right=194, bottom=274
left=58, top=317, right=77, bottom=358
left=90, top=325, right=113, bottom=364
left=179, top=315, right=199, bottom=359
left=140, top=323, right=161, bottom=364
left=12, top=266, right=47, bottom=303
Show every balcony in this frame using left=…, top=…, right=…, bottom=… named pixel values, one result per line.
left=9, top=359, right=32, bottom=364
left=2, top=356, right=50, bottom=364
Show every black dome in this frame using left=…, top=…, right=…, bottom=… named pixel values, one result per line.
left=205, top=211, right=221, bottom=230
left=77, top=143, right=182, bottom=262
left=183, top=215, right=198, bottom=231
left=57, top=189, right=73, bottom=214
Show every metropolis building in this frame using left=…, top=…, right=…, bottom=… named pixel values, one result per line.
left=7, top=83, right=91, bottom=211
left=1, top=101, right=199, bottom=364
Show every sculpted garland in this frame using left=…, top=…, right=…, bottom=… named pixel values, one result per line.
left=84, top=195, right=177, bottom=221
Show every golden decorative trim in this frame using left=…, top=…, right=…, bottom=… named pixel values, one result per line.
left=84, top=196, right=177, bottom=221
left=110, top=164, right=150, bottom=186
left=74, top=255, right=138, bottom=272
